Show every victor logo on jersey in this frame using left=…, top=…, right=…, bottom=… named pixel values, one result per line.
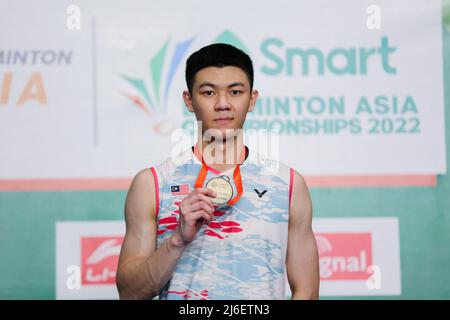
left=254, top=189, right=267, bottom=198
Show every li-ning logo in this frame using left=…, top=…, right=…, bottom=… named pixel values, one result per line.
left=254, top=189, right=267, bottom=198
left=81, top=237, right=123, bottom=285
left=119, top=30, right=249, bottom=136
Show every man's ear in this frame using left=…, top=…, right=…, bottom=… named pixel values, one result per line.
left=182, top=90, right=195, bottom=113
left=248, top=89, right=259, bottom=112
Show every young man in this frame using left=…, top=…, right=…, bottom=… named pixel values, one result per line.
left=116, top=43, right=319, bottom=300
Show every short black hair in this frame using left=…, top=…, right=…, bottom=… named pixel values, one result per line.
left=185, top=43, right=254, bottom=94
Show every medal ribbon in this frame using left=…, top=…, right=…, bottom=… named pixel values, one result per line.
left=194, top=145, right=245, bottom=206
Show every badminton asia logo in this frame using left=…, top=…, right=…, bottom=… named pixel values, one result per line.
left=119, top=30, right=248, bottom=136
left=315, top=233, right=373, bottom=280
left=81, top=236, right=123, bottom=285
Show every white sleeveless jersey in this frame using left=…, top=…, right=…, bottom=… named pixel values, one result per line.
left=150, top=147, right=293, bottom=300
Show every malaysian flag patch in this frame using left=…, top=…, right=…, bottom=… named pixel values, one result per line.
left=171, top=184, right=190, bottom=196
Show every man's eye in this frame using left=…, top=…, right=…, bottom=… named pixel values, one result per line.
left=203, top=90, right=214, bottom=96
left=231, top=90, right=241, bottom=95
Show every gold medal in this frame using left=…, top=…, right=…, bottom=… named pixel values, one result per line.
left=194, top=144, right=247, bottom=206
left=205, top=175, right=234, bottom=205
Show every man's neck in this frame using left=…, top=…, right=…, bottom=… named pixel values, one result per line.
left=197, top=134, right=245, bottom=172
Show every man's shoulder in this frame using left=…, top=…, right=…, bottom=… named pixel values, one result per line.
left=290, top=169, right=308, bottom=189
left=125, top=168, right=157, bottom=220
left=129, top=168, right=155, bottom=193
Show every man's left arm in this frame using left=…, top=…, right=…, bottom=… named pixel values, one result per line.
left=286, top=169, right=320, bottom=300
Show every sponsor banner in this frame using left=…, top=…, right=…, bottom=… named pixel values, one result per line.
left=301, top=217, right=401, bottom=296
left=0, top=0, right=445, bottom=182
left=56, top=221, right=125, bottom=299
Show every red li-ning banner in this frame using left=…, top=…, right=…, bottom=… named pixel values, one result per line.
left=81, top=236, right=123, bottom=285
left=315, top=233, right=373, bottom=281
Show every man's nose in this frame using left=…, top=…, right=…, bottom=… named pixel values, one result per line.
left=214, top=92, right=231, bottom=111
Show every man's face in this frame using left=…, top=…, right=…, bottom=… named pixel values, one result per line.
left=183, top=66, right=258, bottom=139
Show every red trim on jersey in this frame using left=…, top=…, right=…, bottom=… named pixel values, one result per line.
left=289, top=168, right=294, bottom=208
left=150, top=167, right=159, bottom=218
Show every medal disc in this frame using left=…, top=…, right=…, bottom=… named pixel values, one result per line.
left=205, top=176, right=234, bottom=205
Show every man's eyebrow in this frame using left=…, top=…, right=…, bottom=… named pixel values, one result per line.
left=197, top=82, right=246, bottom=89
left=198, top=82, right=216, bottom=89
left=228, top=82, right=246, bottom=88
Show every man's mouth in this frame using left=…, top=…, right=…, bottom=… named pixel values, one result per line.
left=213, top=117, right=234, bottom=124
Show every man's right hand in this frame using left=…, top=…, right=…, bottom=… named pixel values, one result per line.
left=176, top=188, right=217, bottom=244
